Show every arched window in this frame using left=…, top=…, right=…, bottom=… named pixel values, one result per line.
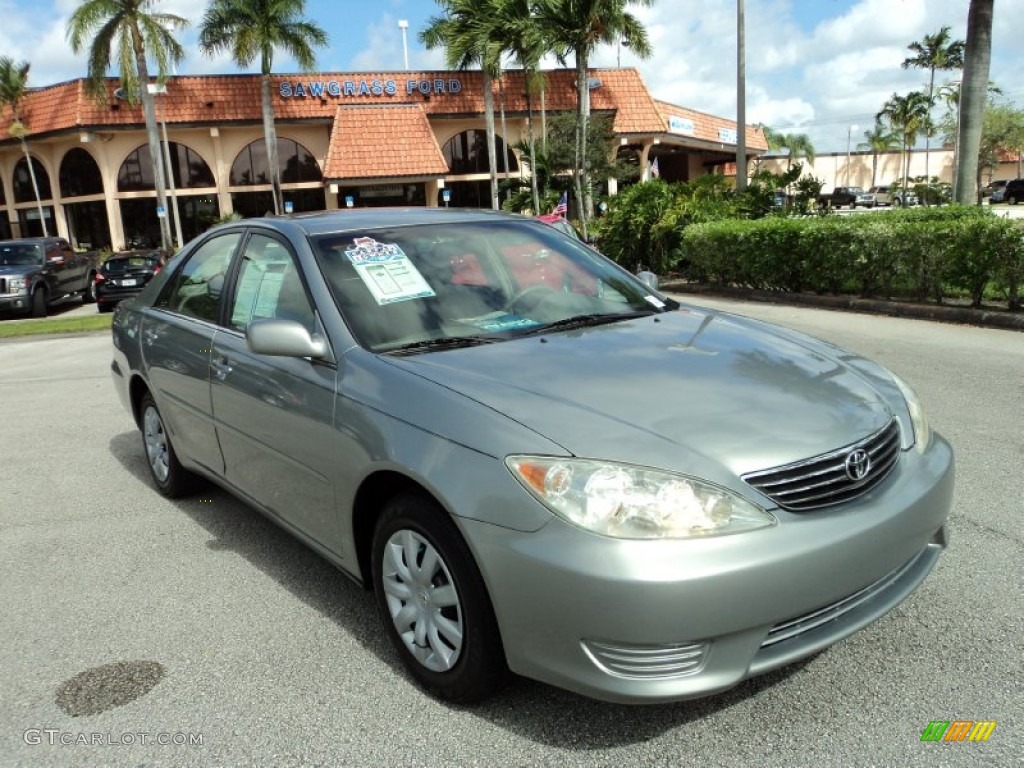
left=117, top=143, right=215, bottom=192
left=441, top=130, right=518, bottom=175
left=13, top=156, right=52, bottom=202
left=60, top=148, right=105, bottom=197
left=230, top=138, right=322, bottom=186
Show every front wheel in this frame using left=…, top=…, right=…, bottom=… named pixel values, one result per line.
left=372, top=494, right=506, bottom=703
left=139, top=392, right=193, bottom=498
left=30, top=287, right=47, bottom=318
left=82, top=273, right=97, bottom=303
left=1010, top=195, right=1019, bottom=205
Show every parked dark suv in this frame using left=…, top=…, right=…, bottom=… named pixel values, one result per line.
left=1003, top=179, right=1024, bottom=205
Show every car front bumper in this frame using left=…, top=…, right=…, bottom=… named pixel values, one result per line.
left=0, top=294, right=31, bottom=313
left=460, top=435, right=953, bottom=703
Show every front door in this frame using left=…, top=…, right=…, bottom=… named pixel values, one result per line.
left=210, top=232, right=341, bottom=551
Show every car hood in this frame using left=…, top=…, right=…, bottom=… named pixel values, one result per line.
left=0, top=264, right=37, bottom=276
left=382, top=307, right=895, bottom=481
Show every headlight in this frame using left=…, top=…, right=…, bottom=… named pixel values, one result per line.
left=889, top=372, right=931, bottom=454
left=506, top=456, right=775, bottom=539
left=9, top=277, right=29, bottom=294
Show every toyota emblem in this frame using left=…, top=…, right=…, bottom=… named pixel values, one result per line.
left=845, top=448, right=872, bottom=482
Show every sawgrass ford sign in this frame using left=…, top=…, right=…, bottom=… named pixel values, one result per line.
left=279, top=78, right=464, bottom=98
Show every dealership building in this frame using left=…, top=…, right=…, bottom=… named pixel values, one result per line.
left=0, top=67, right=766, bottom=251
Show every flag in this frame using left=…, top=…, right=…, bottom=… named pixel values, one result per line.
left=551, top=191, right=568, bottom=217
left=650, top=157, right=660, bottom=179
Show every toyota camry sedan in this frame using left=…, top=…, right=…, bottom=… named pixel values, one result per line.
left=110, top=208, right=953, bottom=704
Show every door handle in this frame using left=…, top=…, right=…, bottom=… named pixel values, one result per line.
left=211, top=357, right=234, bottom=381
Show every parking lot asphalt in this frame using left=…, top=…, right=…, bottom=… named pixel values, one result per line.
left=0, top=299, right=1020, bottom=767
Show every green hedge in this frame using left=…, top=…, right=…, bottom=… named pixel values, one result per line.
left=676, top=207, right=1024, bottom=310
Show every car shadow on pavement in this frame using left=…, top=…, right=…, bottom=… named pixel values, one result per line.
left=109, top=429, right=819, bottom=748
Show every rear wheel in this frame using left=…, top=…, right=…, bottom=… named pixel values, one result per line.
left=139, top=392, right=193, bottom=498
left=371, top=494, right=506, bottom=703
left=30, top=287, right=47, bottom=318
left=1010, top=195, right=1019, bottom=205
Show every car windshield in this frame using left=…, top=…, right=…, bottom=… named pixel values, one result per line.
left=0, top=243, right=43, bottom=267
left=311, top=220, right=674, bottom=352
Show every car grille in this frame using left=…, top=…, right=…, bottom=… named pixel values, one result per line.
left=0, top=278, right=6, bottom=294
left=760, top=552, right=918, bottom=648
left=742, top=419, right=901, bottom=511
left=582, top=639, right=708, bottom=679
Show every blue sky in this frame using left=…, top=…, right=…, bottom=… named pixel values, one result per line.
left=5, top=0, right=1023, bottom=152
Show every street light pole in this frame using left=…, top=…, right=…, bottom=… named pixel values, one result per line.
left=148, top=83, right=183, bottom=251
left=398, top=20, right=409, bottom=70
left=846, top=124, right=858, bottom=186
left=736, top=0, right=747, bottom=191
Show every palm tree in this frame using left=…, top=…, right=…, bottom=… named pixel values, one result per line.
left=493, top=0, right=550, bottom=214
left=534, top=0, right=652, bottom=238
left=955, top=0, right=995, bottom=204
left=0, top=58, right=48, bottom=236
left=421, top=0, right=503, bottom=211
left=902, top=26, right=965, bottom=190
left=877, top=91, right=931, bottom=195
left=199, top=0, right=326, bottom=216
left=857, top=124, right=901, bottom=188
left=68, top=0, right=186, bottom=252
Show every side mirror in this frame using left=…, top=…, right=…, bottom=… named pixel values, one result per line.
left=246, top=318, right=327, bottom=359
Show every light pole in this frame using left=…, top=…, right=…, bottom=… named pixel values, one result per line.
left=148, top=83, right=183, bottom=250
left=846, top=124, right=858, bottom=186
left=398, top=20, right=409, bottom=70
left=617, top=38, right=629, bottom=67
left=736, top=0, right=747, bottom=191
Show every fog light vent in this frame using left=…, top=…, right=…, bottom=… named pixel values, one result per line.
left=582, top=639, right=708, bottom=679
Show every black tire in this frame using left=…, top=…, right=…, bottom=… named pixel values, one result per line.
left=1010, top=195, right=1019, bottom=205
left=30, top=287, right=47, bottom=318
left=82, top=273, right=97, bottom=303
left=371, top=494, right=507, bottom=704
left=138, top=392, right=193, bottom=498
left=98, top=302, right=114, bottom=314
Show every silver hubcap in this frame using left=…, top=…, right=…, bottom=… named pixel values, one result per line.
left=382, top=529, right=463, bottom=672
left=143, top=406, right=170, bottom=483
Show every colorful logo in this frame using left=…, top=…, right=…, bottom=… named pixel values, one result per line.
left=921, top=721, right=997, bottom=742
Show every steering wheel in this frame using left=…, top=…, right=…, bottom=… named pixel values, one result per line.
left=507, top=284, right=559, bottom=315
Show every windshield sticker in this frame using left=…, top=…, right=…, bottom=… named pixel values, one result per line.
left=643, top=295, right=666, bottom=309
left=344, top=237, right=436, bottom=305
left=469, top=312, right=544, bottom=333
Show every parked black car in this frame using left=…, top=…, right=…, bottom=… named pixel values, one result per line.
left=95, top=250, right=163, bottom=312
left=1003, top=178, right=1024, bottom=205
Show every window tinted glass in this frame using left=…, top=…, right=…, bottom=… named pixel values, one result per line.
left=229, top=234, right=315, bottom=333
left=160, top=233, right=241, bottom=322
left=312, top=221, right=661, bottom=351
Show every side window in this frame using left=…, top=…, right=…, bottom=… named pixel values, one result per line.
left=229, top=234, right=315, bottom=333
left=159, top=232, right=241, bottom=322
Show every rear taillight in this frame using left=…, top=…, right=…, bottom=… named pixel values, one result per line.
left=94, top=272, right=106, bottom=283
left=154, top=265, right=162, bottom=274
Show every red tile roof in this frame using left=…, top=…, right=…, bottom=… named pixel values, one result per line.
left=1, top=69, right=750, bottom=145
left=325, top=104, right=448, bottom=181
left=653, top=100, right=768, bottom=151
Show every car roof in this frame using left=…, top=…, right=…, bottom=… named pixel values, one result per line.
left=228, top=207, right=532, bottom=238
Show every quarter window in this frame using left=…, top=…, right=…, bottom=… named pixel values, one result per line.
left=159, top=233, right=241, bottom=322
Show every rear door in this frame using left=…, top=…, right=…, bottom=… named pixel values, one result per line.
left=142, top=231, right=243, bottom=476
left=209, top=231, right=342, bottom=550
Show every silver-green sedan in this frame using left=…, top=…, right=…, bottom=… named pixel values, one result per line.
left=111, top=208, right=953, bottom=704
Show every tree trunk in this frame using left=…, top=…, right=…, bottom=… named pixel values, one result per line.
left=498, top=73, right=508, bottom=206
left=261, top=74, right=282, bottom=215
left=575, top=54, right=590, bottom=239
left=482, top=70, right=499, bottom=210
left=18, top=137, right=47, bottom=237
left=955, top=0, right=994, bottom=205
left=135, top=45, right=172, bottom=251
left=525, top=79, right=540, bottom=214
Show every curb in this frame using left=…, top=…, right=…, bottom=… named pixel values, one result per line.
left=660, top=282, right=1024, bottom=332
